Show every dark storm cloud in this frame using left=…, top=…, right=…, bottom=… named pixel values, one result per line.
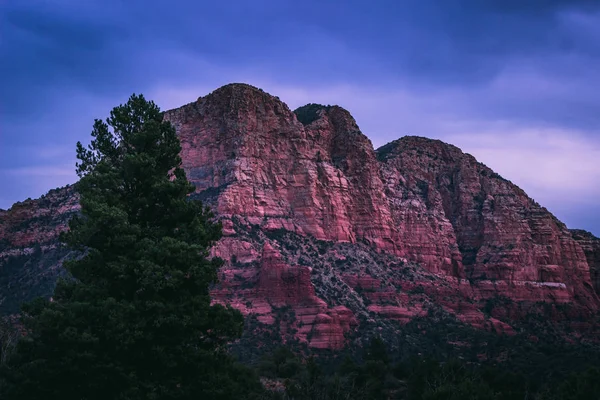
left=286, top=0, right=600, bottom=86
left=0, top=4, right=129, bottom=116
left=477, top=0, right=599, bottom=13
left=3, top=0, right=600, bottom=104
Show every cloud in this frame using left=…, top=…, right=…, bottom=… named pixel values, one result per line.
left=2, top=166, right=75, bottom=178
left=446, top=129, right=600, bottom=200
left=475, top=0, right=600, bottom=14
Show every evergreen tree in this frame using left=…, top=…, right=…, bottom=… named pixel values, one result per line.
left=0, top=94, right=263, bottom=399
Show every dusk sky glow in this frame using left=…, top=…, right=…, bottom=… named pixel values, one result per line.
left=1, top=0, right=599, bottom=235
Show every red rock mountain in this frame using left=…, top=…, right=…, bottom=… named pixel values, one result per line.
left=1, top=83, right=599, bottom=349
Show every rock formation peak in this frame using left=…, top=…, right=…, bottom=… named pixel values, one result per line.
left=377, top=135, right=472, bottom=163
left=2, top=83, right=600, bottom=348
left=205, top=83, right=282, bottom=104
left=293, top=103, right=358, bottom=129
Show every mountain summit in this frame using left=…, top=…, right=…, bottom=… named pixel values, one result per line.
left=1, top=83, right=599, bottom=349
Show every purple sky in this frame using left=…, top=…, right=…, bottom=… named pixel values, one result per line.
left=1, top=0, right=599, bottom=235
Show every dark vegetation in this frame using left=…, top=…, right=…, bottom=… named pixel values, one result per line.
left=250, top=331, right=600, bottom=400
left=0, top=245, right=71, bottom=315
left=294, top=104, right=331, bottom=125
left=375, top=141, right=399, bottom=161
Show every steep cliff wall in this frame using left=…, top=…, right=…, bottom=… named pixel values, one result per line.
left=571, top=229, right=600, bottom=296
left=164, top=84, right=396, bottom=249
left=377, top=137, right=597, bottom=310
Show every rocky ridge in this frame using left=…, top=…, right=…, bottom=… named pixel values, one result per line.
left=1, top=83, right=599, bottom=349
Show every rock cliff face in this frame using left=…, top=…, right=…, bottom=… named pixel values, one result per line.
left=165, top=84, right=395, bottom=248
left=571, top=229, right=600, bottom=296
left=1, top=83, right=599, bottom=348
left=377, top=138, right=597, bottom=311
left=0, top=186, right=78, bottom=314
left=0, top=186, right=78, bottom=250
